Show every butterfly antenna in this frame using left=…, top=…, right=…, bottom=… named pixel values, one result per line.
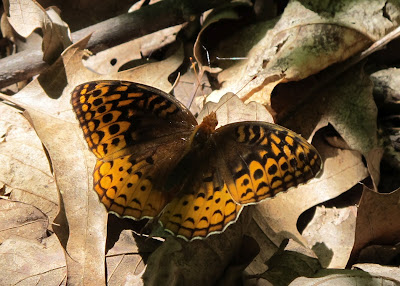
left=234, top=75, right=258, bottom=101
left=187, top=57, right=204, bottom=109
left=212, top=93, right=229, bottom=115
left=190, top=57, right=200, bottom=85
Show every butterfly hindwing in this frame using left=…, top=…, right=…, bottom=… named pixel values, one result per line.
left=159, top=166, right=243, bottom=240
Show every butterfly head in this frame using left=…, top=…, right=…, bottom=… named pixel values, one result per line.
left=189, top=111, right=218, bottom=149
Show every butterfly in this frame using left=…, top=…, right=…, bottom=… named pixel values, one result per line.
left=71, top=80, right=322, bottom=241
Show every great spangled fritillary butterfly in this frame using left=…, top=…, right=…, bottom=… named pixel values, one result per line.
left=71, top=80, right=322, bottom=241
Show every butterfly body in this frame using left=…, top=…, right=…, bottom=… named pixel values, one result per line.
left=71, top=80, right=322, bottom=241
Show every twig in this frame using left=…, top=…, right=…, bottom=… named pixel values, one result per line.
left=0, top=0, right=231, bottom=89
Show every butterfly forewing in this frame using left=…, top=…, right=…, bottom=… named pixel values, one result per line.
left=71, top=81, right=197, bottom=220
left=71, top=81, right=197, bottom=160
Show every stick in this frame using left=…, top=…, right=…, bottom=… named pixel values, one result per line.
left=0, top=0, right=231, bottom=88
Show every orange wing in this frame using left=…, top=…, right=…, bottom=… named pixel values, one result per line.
left=159, top=121, right=322, bottom=241
left=160, top=166, right=243, bottom=240
left=71, top=81, right=197, bottom=220
left=213, top=122, right=322, bottom=205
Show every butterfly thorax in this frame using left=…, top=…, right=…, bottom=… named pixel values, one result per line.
left=190, top=111, right=218, bottom=149
left=164, top=112, right=218, bottom=194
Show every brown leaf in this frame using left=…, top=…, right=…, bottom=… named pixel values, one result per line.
left=302, top=206, right=357, bottom=268
left=105, top=230, right=147, bottom=286
left=371, top=68, right=400, bottom=111
left=250, top=240, right=321, bottom=285
left=283, top=64, right=380, bottom=188
left=24, top=105, right=107, bottom=285
left=5, top=36, right=183, bottom=116
left=0, top=37, right=107, bottom=285
left=198, top=92, right=274, bottom=126
left=144, top=215, right=246, bottom=286
left=353, top=264, right=400, bottom=281
left=48, top=0, right=134, bottom=31
left=4, top=1, right=71, bottom=63
left=290, top=268, right=400, bottom=285
left=366, top=147, right=384, bottom=189
left=174, top=70, right=213, bottom=116
left=358, top=244, right=400, bottom=265
left=84, top=24, right=182, bottom=75
left=193, top=2, right=249, bottom=73
left=285, top=65, right=378, bottom=157
left=0, top=235, right=66, bottom=285
left=0, top=199, right=48, bottom=243
left=117, top=44, right=184, bottom=92
left=206, top=0, right=399, bottom=104
left=0, top=104, right=58, bottom=225
left=348, top=187, right=400, bottom=266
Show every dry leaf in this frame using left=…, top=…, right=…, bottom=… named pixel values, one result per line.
left=290, top=268, right=399, bottom=285
left=302, top=206, right=357, bottom=268
left=117, top=44, right=184, bottom=92
left=206, top=0, right=400, bottom=104
left=5, top=0, right=71, bottom=63
left=105, top=230, right=147, bottom=285
left=366, top=147, right=384, bottom=189
left=84, top=25, right=182, bottom=74
left=0, top=104, right=58, bottom=225
left=6, top=37, right=184, bottom=116
left=0, top=39, right=108, bottom=285
left=193, top=2, right=250, bottom=73
left=174, top=70, right=213, bottom=116
left=249, top=240, right=320, bottom=286
left=198, top=92, right=274, bottom=126
left=0, top=199, right=48, bottom=243
left=0, top=235, right=66, bottom=285
left=358, top=244, right=400, bottom=265
left=285, top=65, right=378, bottom=157
left=353, top=263, right=400, bottom=281
left=348, top=187, right=400, bottom=266
left=0, top=37, right=107, bottom=285
left=24, top=106, right=107, bottom=285
left=283, top=64, right=380, bottom=188
left=48, top=0, right=134, bottom=31
left=144, top=215, right=246, bottom=286
left=371, top=67, right=400, bottom=111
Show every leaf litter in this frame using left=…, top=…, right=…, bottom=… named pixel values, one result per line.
left=0, top=0, right=399, bottom=285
